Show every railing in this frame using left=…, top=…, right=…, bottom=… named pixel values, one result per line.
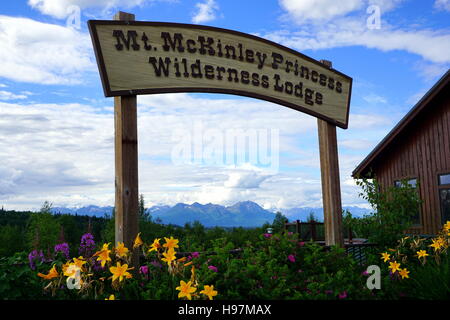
left=284, top=220, right=378, bottom=264
left=284, top=220, right=355, bottom=242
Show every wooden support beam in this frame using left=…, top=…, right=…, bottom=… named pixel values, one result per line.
left=114, top=12, right=139, bottom=267
left=318, top=59, right=344, bottom=247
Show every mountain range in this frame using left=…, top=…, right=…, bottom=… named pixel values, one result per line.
left=51, top=201, right=372, bottom=227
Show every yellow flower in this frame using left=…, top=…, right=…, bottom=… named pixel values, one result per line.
left=176, top=280, right=197, bottom=300
left=109, top=262, right=133, bottom=282
left=190, top=265, right=196, bottom=282
left=398, top=268, right=410, bottom=279
left=161, top=248, right=177, bottom=264
left=200, top=285, right=218, bottom=300
left=73, top=256, right=87, bottom=269
left=148, top=238, right=161, bottom=253
left=380, top=252, right=391, bottom=262
left=94, top=243, right=112, bottom=267
left=115, top=242, right=129, bottom=258
left=417, top=250, right=429, bottom=259
left=105, top=294, right=115, bottom=300
left=443, top=221, right=450, bottom=232
left=133, top=233, right=143, bottom=249
left=64, top=263, right=80, bottom=278
left=37, top=264, right=59, bottom=280
left=163, top=236, right=179, bottom=250
left=388, top=261, right=401, bottom=273
left=429, top=238, right=444, bottom=252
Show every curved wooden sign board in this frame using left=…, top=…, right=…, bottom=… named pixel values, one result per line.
left=89, top=13, right=349, bottom=252
left=88, top=20, right=352, bottom=129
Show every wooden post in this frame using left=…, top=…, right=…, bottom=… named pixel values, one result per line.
left=318, top=60, right=344, bottom=247
left=114, top=11, right=140, bottom=268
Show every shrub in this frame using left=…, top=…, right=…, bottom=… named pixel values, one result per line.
left=347, top=177, right=422, bottom=249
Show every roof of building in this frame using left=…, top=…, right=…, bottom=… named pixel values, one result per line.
left=352, top=69, right=450, bottom=178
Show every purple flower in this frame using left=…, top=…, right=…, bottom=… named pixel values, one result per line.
left=288, top=254, right=296, bottom=263
left=338, top=291, right=347, bottom=299
left=139, top=265, right=149, bottom=275
left=297, top=241, right=305, bottom=247
left=288, top=232, right=293, bottom=235
left=208, top=265, right=218, bottom=272
left=28, top=250, right=44, bottom=270
left=191, top=252, right=200, bottom=258
left=79, top=233, right=96, bottom=257
left=361, top=270, right=369, bottom=276
left=325, top=290, right=333, bottom=295
left=263, top=233, right=272, bottom=238
left=92, top=259, right=105, bottom=272
left=54, top=242, right=70, bottom=259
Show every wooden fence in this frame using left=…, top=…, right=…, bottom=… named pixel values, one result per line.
left=284, top=220, right=354, bottom=243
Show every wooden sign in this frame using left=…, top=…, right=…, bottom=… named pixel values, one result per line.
left=88, top=20, right=352, bottom=128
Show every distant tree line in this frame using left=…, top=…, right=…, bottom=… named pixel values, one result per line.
left=0, top=197, right=287, bottom=258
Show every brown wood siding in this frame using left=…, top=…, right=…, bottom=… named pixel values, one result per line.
left=370, top=92, right=450, bottom=235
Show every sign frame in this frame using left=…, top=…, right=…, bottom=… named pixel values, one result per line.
left=88, top=20, right=352, bottom=129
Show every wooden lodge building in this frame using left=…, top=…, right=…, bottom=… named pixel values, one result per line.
left=352, top=70, right=450, bottom=235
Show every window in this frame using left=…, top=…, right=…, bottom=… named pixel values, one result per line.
left=438, top=173, right=450, bottom=225
left=394, top=178, right=417, bottom=188
left=439, top=173, right=450, bottom=186
left=394, top=178, right=420, bottom=225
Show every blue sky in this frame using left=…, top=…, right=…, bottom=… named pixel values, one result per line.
left=0, top=0, right=449, bottom=211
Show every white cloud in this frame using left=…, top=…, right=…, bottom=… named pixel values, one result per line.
left=27, top=0, right=157, bottom=19
left=413, top=61, right=450, bottom=82
left=279, top=0, right=362, bottom=22
left=0, top=15, right=95, bottom=85
left=0, top=92, right=376, bottom=211
left=434, top=0, right=450, bottom=11
left=272, top=1, right=450, bottom=64
left=224, top=170, right=271, bottom=189
left=192, top=0, right=219, bottom=24
left=363, top=93, right=387, bottom=104
left=0, top=91, right=28, bottom=101
left=347, top=113, right=391, bottom=128
left=260, top=17, right=450, bottom=64
left=340, top=139, right=376, bottom=150
left=367, top=0, right=406, bottom=11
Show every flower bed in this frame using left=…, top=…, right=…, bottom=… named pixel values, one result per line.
left=1, top=221, right=449, bottom=300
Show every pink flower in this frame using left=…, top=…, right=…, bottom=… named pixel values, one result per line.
left=191, top=252, right=199, bottom=258
left=361, top=271, right=369, bottom=276
left=338, top=291, right=347, bottom=299
left=208, top=265, right=218, bottom=272
left=298, top=241, right=305, bottom=247
left=288, top=254, right=296, bottom=263
left=139, top=265, right=148, bottom=275
left=288, top=232, right=293, bottom=235
left=263, top=233, right=272, bottom=238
